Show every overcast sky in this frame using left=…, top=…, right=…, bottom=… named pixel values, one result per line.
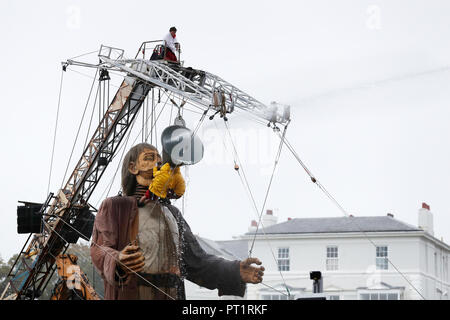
left=1, top=0, right=450, bottom=271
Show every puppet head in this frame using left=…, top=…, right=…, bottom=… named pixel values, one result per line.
left=121, top=143, right=161, bottom=196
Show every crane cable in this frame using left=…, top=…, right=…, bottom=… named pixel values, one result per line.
left=220, top=119, right=291, bottom=298
left=83, top=78, right=101, bottom=152
left=248, top=123, right=289, bottom=256
left=278, top=133, right=427, bottom=300
left=60, top=67, right=100, bottom=189
left=47, top=69, right=65, bottom=197
left=213, top=119, right=290, bottom=297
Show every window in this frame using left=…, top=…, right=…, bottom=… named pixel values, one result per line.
left=359, top=292, right=399, bottom=300
left=328, top=295, right=340, bottom=300
left=444, top=255, right=448, bottom=282
left=376, top=246, right=388, bottom=270
left=326, top=246, right=339, bottom=271
left=434, top=252, right=438, bottom=278
left=277, top=247, right=290, bottom=271
left=261, top=294, right=288, bottom=300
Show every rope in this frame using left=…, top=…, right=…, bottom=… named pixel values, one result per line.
left=145, top=93, right=171, bottom=142
left=142, top=93, right=146, bottom=142
left=82, top=79, right=100, bottom=152
left=47, top=70, right=65, bottom=196
left=219, top=119, right=291, bottom=298
left=192, top=106, right=210, bottom=137
left=248, top=123, right=288, bottom=255
left=279, top=134, right=427, bottom=300
left=68, top=50, right=99, bottom=61
left=60, top=67, right=100, bottom=189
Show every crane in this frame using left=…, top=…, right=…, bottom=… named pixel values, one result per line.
left=1, top=41, right=290, bottom=300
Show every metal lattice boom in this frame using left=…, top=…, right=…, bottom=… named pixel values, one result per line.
left=2, top=42, right=290, bottom=300
left=4, top=62, right=152, bottom=300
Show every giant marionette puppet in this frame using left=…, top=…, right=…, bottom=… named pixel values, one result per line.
left=90, top=126, right=265, bottom=300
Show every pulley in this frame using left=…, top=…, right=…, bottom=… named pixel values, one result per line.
left=209, top=88, right=233, bottom=121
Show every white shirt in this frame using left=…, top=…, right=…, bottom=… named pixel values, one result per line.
left=137, top=202, right=180, bottom=274
left=163, top=32, right=179, bottom=53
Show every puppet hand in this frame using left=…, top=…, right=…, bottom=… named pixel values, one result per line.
left=168, top=167, right=186, bottom=198
left=149, top=163, right=173, bottom=198
left=118, top=245, right=145, bottom=275
left=239, top=258, right=264, bottom=284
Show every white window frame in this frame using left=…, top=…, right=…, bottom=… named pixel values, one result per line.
left=434, top=252, right=438, bottom=278
left=376, top=246, right=388, bottom=270
left=326, top=246, right=339, bottom=271
left=261, top=293, right=289, bottom=300
left=277, top=247, right=290, bottom=272
left=358, top=290, right=401, bottom=300
left=444, top=255, right=448, bottom=282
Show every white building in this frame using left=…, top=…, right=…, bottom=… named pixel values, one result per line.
left=185, top=203, right=450, bottom=300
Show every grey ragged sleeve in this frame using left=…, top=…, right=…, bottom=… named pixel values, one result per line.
left=166, top=204, right=246, bottom=297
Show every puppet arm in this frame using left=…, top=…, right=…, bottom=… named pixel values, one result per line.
left=90, top=198, right=122, bottom=286
left=166, top=205, right=246, bottom=297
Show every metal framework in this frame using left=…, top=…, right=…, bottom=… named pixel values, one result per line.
left=3, top=58, right=152, bottom=300
left=2, top=42, right=290, bottom=300
left=97, top=53, right=290, bottom=125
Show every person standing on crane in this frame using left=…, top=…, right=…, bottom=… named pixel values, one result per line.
left=164, top=26, right=180, bottom=62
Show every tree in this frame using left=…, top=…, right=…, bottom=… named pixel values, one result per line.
left=0, top=254, right=18, bottom=297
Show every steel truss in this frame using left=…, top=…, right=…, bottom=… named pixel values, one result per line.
left=4, top=68, right=153, bottom=300
left=96, top=44, right=290, bottom=125
left=3, top=42, right=290, bottom=300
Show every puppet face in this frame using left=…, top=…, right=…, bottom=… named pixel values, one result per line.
left=128, top=148, right=161, bottom=186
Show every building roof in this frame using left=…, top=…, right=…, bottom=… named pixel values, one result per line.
left=356, top=282, right=405, bottom=290
left=216, top=240, right=248, bottom=260
left=195, top=236, right=247, bottom=261
left=246, top=216, right=421, bottom=235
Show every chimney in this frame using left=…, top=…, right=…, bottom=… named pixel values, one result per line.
left=387, top=213, right=394, bottom=218
left=418, top=202, right=434, bottom=236
left=262, top=209, right=278, bottom=228
left=287, top=217, right=292, bottom=221
left=248, top=220, right=258, bottom=233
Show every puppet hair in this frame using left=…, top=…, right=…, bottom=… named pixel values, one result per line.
left=121, top=143, right=159, bottom=196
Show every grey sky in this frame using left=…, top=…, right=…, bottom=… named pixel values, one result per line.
left=1, top=0, right=450, bottom=265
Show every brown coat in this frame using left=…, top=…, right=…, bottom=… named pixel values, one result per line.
left=90, top=196, right=246, bottom=300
